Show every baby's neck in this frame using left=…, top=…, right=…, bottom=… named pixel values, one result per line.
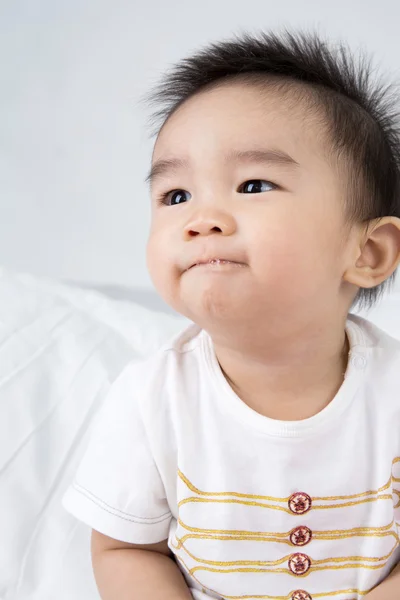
left=211, top=321, right=350, bottom=422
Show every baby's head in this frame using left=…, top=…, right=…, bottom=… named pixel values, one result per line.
left=143, top=30, right=400, bottom=341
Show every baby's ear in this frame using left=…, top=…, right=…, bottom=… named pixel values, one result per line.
left=343, top=216, right=400, bottom=288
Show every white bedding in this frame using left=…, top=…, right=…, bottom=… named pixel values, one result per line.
left=0, top=265, right=398, bottom=600
left=0, top=267, right=184, bottom=600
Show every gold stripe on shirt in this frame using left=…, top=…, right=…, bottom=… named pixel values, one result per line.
left=178, top=494, right=393, bottom=513
left=172, top=534, right=398, bottom=569
left=178, top=468, right=394, bottom=503
left=175, top=517, right=399, bottom=546
left=175, top=556, right=373, bottom=598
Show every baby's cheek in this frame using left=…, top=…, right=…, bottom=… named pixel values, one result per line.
left=146, top=236, right=174, bottom=297
left=255, top=229, right=334, bottom=304
left=257, top=229, right=311, bottom=276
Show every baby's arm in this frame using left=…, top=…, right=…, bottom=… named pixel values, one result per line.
left=364, top=561, right=400, bottom=599
left=91, top=530, right=193, bottom=600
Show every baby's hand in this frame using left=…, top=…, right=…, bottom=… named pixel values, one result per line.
left=362, top=562, right=400, bottom=599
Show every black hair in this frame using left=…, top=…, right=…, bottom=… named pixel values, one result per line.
left=142, top=28, right=400, bottom=309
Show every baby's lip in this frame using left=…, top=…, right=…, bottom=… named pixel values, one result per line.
left=186, top=257, right=246, bottom=271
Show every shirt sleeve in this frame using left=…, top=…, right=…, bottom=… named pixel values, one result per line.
left=61, top=361, right=172, bottom=544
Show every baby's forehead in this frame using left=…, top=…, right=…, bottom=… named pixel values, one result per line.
left=161, top=79, right=322, bottom=127
left=152, top=85, right=332, bottom=173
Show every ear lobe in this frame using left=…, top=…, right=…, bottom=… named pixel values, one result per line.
left=343, top=217, right=400, bottom=288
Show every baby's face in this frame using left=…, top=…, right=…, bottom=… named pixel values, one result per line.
left=147, top=82, right=356, bottom=334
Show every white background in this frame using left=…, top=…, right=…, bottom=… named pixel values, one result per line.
left=1, top=0, right=400, bottom=292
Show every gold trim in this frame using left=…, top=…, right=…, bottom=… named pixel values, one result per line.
left=223, top=590, right=371, bottom=599
left=175, top=556, right=372, bottom=598
left=176, top=517, right=399, bottom=546
left=178, top=469, right=393, bottom=503
left=172, top=534, right=398, bottom=569
left=189, top=561, right=392, bottom=576
left=178, top=517, right=396, bottom=535
left=178, top=494, right=392, bottom=513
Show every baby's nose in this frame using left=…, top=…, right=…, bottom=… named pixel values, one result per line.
left=183, top=211, right=236, bottom=239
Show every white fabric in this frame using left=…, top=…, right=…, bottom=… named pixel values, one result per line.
left=0, top=267, right=184, bottom=600
left=63, top=314, right=400, bottom=600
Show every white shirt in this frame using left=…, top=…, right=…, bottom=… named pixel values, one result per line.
left=62, top=314, right=400, bottom=600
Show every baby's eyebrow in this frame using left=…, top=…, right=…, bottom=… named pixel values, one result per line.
left=145, top=147, right=300, bottom=186
left=227, top=148, right=301, bottom=169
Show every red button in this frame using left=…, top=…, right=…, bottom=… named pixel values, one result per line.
left=290, top=526, right=312, bottom=546
left=288, top=492, right=312, bottom=514
left=288, top=553, right=311, bottom=576
left=291, top=591, right=312, bottom=600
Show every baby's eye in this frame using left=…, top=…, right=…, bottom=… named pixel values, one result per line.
left=159, top=190, right=191, bottom=206
left=238, top=180, right=276, bottom=193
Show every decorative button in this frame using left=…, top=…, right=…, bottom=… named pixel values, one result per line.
left=290, top=526, right=312, bottom=546
left=288, top=492, right=312, bottom=514
left=291, top=591, right=312, bottom=600
left=352, top=355, right=366, bottom=369
left=288, top=553, right=311, bottom=576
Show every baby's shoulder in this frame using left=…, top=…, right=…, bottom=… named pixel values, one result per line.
left=349, top=313, right=400, bottom=361
left=351, top=316, right=400, bottom=417
left=122, top=320, right=205, bottom=398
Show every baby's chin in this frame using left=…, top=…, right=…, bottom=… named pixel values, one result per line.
left=175, top=279, right=256, bottom=325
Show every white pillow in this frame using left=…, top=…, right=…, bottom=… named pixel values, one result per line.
left=0, top=267, right=184, bottom=600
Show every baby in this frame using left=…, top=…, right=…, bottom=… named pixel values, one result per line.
left=62, top=29, right=400, bottom=600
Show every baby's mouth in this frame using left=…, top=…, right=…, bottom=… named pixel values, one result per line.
left=188, top=259, right=246, bottom=270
